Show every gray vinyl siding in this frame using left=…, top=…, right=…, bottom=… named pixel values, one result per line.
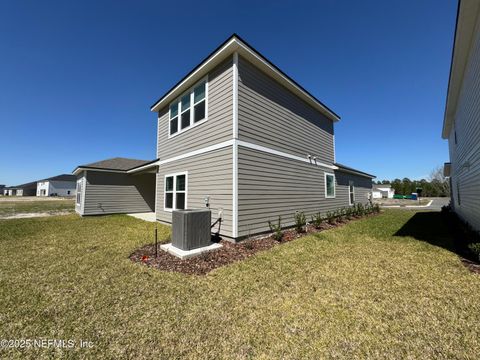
left=156, top=147, right=233, bottom=238
left=82, top=171, right=155, bottom=215
left=237, top=146, right=371, bottom=237
left=156, top=58, right=233, bottom=160
left=238, top=56, right=335, bottom=164
left=448, top=15, right=480, bottom=232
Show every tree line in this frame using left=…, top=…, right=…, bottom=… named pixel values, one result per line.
left=375, top=166, right=450, bottom=197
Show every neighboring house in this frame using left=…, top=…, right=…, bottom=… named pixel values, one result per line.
left=443, top=0, right=480, bottom=231
left=11, top=181, right=37, bottom=196
left=372, top=184, right=395, bottom=199
left=74, top=34, right=375, bottom=241
left=3, top=187, right=15, bottom=196
left=0, top=185, right=5, bottom=195
left=73, top=158, right=157, bottom=216
left=36, top=174, right=77, bottom=197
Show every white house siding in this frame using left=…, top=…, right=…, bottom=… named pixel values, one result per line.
left=448, top=9, right=480, bottom=231
left=156, top=147, right=233, bottom=239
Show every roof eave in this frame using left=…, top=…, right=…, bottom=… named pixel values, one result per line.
left=150, top=35, right=340, bottom=122
left=442, top=0, right=480, bottom=139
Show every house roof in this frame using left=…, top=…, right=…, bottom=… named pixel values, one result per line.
left=373, top=184, right=392, bottom=190
left=73, top=157, right=156, bottom=175
left=38, top=174, right=77, bottom=183
left=13, top=181, right=38, bottom=190
left=150, top=34, right=340, bottom=122
left=334, top=163, right=375, bottom=178
left=442, top=0, right=480, bottom=139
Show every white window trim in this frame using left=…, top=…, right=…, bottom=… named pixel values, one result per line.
left=168, top=76, right=209, bottom=139
left=325, top=172, right=336, bottom=198
left=349, top=180, right=355, bottom=205
left=163, top=171, right=188, bottom=212
left=76, top=179, right=82, bottom=205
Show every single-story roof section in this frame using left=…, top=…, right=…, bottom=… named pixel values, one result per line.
left=150, top=33, right=340, bottom=122
left=73, top=157, right=156, bottom=175
left=37, top=174, right=77, bottom=183
left=373, top=184, right=392, bottom=189
left=12, top=181, right=38, bottom=190
left=334, top=163, right=376, bottom=178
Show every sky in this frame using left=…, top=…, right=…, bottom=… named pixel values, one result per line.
left=0, top=0, right=458, bottom=185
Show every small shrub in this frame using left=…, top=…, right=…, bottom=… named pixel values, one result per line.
left=345, top=206, right=354, bottom=220
left=268, top=216, right=283, bottom=241
left=326, top=211, right=336, bottom=225
left=294, top=211, right=307, bottom=233
left=468, top=243, right=480, bottom=262
left=311, top=212, right=323, bottom=229
left=364, top=204, right=373, bottom=215
left=373, top=203, right=380, bottom=213
left=355, top=203, right=365, bottom=217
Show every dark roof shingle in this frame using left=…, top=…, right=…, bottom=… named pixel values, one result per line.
left=79, top=157, right=153, bottom=171
left=38, top=174, right=77, bottom=182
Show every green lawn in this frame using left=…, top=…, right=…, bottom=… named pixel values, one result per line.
left=0, top=210, right=479, bottom=359
left=0, top=199, right=75, bottom=217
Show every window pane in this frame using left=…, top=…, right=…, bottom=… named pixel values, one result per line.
left=194, top=82, right=205, bottom=103
left=176, top=175, right=186, bottom=191
left=165, top=176, right=174, bottom=191
left=170, top=117, right=178, bottom=134
left=165, top=193, right=173, bottom=209
left=194, top=101, right=205, bottom=123
left=176, top=193, right=185, bottom=210
left=170, top=102, right=178, bottom=118
left=181, top=110, right=190, bottom=129
left=327, top=175, right=335, bottom=196
left=181, top=94, right=190, bottom=111
left=350, top=193, right=354, bottom=204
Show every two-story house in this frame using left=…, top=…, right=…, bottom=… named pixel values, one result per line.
left=443, top=0, right=480, bottom=232
left=73, top=34, right=374, bottom=241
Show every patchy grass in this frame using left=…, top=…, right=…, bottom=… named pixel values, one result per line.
left=374, top=198, right=431, bottom=207
left=0, top=199, right=74, bottom=217
left=0, top=211, right=479, bottom=359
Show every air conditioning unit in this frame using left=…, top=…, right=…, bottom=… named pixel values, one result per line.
left=172, top=209, right=211, bottom=251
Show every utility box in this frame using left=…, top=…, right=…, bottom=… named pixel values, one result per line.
left=172, top=209, right=211, bottom=251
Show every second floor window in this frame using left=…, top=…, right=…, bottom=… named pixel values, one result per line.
left=169, top=79, right=207, bottom=137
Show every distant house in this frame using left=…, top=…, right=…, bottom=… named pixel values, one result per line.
left=73, top=34, right=375, bottom=241
left=3, top=187, right=15, bottom=196
left=0, top=185, right=5, bottom=194
left=372, top=184, right=395, bottom=199
left=37, top=174, right=76, bottom=197
left=442, top=0, right=480, bottom=231
left=12, top=181, right=37, bottom=196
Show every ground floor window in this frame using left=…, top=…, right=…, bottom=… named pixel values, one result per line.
left=349, top=181, right=355, bottom=205
left=164, top=172, right=187, bottom=211
left=325, top=173, right=336, bottom=198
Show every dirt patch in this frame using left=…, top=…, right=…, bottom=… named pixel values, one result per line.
left=0, top=211, right=73, bottom=220
left=0, top=196, right=74, bottom=203
left=129, top=215, right=374, bottom=275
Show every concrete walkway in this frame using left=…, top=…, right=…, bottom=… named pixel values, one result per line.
left=127, top=212, right=156, bottom=222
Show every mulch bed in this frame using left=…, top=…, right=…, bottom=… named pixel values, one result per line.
left=460, top=258, right=480, bottom=274
left=129, top=215, right=370, bottom=276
